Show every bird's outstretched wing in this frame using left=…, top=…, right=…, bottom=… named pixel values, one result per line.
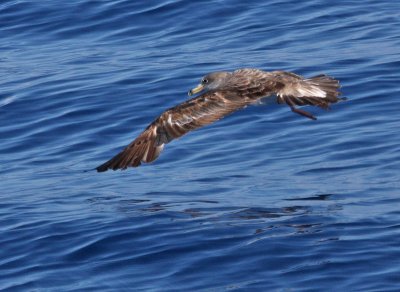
left=96, top=90, right=251, bottom=172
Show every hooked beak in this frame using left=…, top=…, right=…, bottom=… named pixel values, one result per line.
left=188, top=84, right=204, bottom=96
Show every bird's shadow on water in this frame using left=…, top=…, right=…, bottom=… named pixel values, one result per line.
left=284, top=193, right=332, bottom=201
left=86, top=192, right=341, bottom=237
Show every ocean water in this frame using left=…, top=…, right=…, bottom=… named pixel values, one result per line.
left=1, top=0, right=400, bottom=290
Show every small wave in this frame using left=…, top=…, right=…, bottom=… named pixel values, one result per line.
left=0, top=95, right=16, bottom=108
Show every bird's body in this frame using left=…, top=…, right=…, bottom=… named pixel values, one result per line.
left=96, top=68, right=343, bottom=172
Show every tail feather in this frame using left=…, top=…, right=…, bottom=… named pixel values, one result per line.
left=278, top=73, right=345, bottom=120
left=308, top=74, right=341, bottom=103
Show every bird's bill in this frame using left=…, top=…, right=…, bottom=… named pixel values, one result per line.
left=188, top=84, right=204, bottom=96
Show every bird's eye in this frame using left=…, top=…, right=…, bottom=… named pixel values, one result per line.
left=202, top=78, right=208, bottom=84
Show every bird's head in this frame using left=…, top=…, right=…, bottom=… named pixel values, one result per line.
left=188, top=72, right=231, bottom=96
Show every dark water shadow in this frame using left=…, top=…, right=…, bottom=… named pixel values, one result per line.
left=86, top=192, right=342, bottom=239
left=284, top=193, right=333, bottom=201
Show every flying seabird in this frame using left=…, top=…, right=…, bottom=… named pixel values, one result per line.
left=96, top=68, right=343, bottom=172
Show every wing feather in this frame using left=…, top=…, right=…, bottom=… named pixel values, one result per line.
left=96, top=90, right=249, bottom=171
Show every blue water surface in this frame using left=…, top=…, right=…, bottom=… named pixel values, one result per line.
left=1, top=0, right=400, bottom=290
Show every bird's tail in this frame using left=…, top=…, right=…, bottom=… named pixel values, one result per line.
left=307, top=74, right=343, bottom=103
left=278, top=74, right=345, bottom=120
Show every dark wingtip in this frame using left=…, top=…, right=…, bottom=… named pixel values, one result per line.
left=95, top=151, right=125, bottom=172
left=96, top=167, right=108, bottom=172
left=96, top=163, right=110, bottom=172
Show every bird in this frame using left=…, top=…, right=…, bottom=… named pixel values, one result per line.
left=96, top=68, right=343, bottom=172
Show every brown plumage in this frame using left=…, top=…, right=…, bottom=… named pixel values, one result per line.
left=96, top=68, right=344, bottom=172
